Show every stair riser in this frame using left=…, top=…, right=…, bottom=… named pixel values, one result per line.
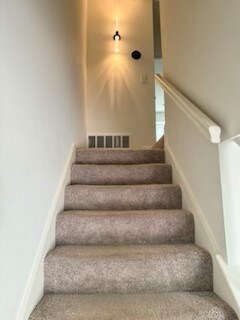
left=56, top=213, right=194, bottom=246
left=44, top=247, right=212, bottom=294
left=71, top=164, right=172, bottom=185
left=64, top=185, right=182, bottom=211
left=76, top=150, right=165, bottom=164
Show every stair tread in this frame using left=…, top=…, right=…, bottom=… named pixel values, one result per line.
left=46, top=243, right=209, bottom=259
left=59, top=208, right=192, bottom=217
left=44, top=244, right=212, bottom=294
left=64, top=184, right=182, bottom=211
left=30, top=292, right=238, bottom=320
left=72, top=163, right=170, bottom=167
left=71, top=163, right=172, bottom=185
left=76, top=149, right=165, bottom=164
left=29, top=148, right=237, bottom=318
left=66, top=183, right=179, bottom=189
left=56, top=209, right=194, bottom=245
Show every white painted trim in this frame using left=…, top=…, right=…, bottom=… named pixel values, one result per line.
left=155, top=74, right=221, bottom=144
left=16, top=143, right=76, bottom=320
left=165, top=140, right=240, bottom=316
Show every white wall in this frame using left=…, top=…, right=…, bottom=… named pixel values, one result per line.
left=154, top=59, right=164, bottom=112
left=160, top=0, right=240, bottom=264
left=219, top=139, right=240, bottom=266
left=154, top=59, right=165, bottom=139
left=86, top=0, right=155, bottom=149
left=160, top=0, right=240, bottom=313
left=0, top=1, right=86, bottom=319
left=164, top=95, right=226, bottom=255
left=160, top=0, right=240, bottom=141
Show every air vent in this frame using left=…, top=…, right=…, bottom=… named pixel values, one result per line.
left=122, top=136, right=130, bottom=148
left=106, top=136, right=113, bottom=148
left=88, top=136, right=96, bottom=148
left=97, top=136, right=104, bottom=148
left=88, top=134, right=131, bottom=149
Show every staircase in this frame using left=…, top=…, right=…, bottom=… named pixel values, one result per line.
left=30, top=149, right=238, bottom=319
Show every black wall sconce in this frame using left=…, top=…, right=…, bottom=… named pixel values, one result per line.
left=113, top=31, right=121, bottom=41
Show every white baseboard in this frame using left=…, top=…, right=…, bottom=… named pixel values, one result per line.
left=165, top=141, right=240, bottom=316
left=16, top=143, right=76, bottom=320
left=215, top=255, right=240, bottom=317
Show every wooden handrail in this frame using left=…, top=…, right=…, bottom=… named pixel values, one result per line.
left=155, top=73, right=221, bottom=144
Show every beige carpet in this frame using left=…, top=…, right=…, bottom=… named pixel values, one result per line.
left=30, top=149, right=238, bottom=319
left=30, top=292, right=238, bottom=320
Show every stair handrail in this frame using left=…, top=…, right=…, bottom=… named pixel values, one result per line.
left=155, top=73, right=221, bottom=144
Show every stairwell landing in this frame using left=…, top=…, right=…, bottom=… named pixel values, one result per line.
left=30, top=148, right=238, bottom=320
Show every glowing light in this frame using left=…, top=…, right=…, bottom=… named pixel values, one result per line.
left=113, top=20, right=121, bottom=53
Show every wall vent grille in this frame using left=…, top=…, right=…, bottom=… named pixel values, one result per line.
left=88, top=134, right=131, bottom=149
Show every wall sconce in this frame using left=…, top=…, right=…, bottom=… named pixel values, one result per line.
left=113, top=29, right=121, bottom=53
left=113, top=31, right=121, bottom=41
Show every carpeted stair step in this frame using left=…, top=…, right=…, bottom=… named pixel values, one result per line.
left=56, top=210, right=194, bottom=246
left=76, top=149, right=165, bottom=164
left=44, top=244, right=212, bottom=294
left=30, top=292, right=238, bottom=320
left=64, top=184, right=182, bottom=211
left=71, top=163, right=172, bottom=185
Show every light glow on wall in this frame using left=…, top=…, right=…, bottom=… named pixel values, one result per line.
left=86, top=0, right=156, bottom=148
left=114, top=20, right=120, bottom=53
